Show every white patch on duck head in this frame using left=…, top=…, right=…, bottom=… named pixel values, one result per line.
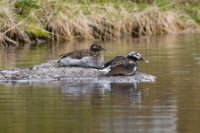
left=128, top=51, right=149, bottom=63
left=91, top=44, right=98, bottom=49
left=128, top=52, right=142, bottom=60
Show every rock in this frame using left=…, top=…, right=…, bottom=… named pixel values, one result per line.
left=0, top=60, right=156, bottom=83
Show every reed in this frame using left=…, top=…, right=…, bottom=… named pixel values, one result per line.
left=0, top=0, right=199, bottom=46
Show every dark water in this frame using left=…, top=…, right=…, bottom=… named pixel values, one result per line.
left=0, top=34, right=200, bottom=133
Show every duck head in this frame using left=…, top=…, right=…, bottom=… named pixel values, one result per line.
left=90, top=43, right=106, bottom=52
left=127, top=51, right=149, bottom=63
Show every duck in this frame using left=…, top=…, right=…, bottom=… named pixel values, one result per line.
left=101, top=51, right=149, bottom=76
left=58, top=43, right=106, bottom=68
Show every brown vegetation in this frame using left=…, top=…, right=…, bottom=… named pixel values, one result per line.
left=0, top=0, right=199, bottom=46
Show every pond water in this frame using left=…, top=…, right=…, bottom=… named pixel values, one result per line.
left=0, top=34, right=200, bottom=133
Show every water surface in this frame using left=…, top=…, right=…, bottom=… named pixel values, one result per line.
left=0, top=34, right=200, bottom=133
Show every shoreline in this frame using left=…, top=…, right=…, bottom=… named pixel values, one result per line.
left=0, top=1, right=200, bottom=46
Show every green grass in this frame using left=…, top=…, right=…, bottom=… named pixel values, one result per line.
left=14, top=0, right=200, bottom=23
left=182, top=3, right=200, bottom=23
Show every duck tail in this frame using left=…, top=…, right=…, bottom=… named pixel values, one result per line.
left=99, top=66, right=111, bottom=75
left=59, top=52, right=73, bottom=59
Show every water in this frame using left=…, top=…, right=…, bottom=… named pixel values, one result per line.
left=0, top=34, right=200, bottom=133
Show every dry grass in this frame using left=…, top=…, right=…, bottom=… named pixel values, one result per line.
left=0, top=0, right=30, bottom=46
left=0, top=0, right=199, bottom=46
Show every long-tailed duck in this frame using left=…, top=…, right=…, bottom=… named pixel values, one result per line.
left=101, top=51, right=149, bottom=76
left=58, top=43, right=106, bottom=68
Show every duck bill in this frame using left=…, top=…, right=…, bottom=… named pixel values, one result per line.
left=100, top=47, right=107, bottom=51
left=142, top=57, right=149, bottom=63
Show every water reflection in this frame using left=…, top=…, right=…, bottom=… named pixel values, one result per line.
left=0, top=80, right=177, bottom=133
left=60, top=82, right=139, bottom=96
left=193, top=55, right=200, bottom=65
left=60, top=82, right=141, bottom=106
left=1, top=34, right=200, bottom=133
left=60, top=81, right=111, bottom=96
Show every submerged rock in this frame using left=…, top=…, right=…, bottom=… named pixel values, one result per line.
left=0, top=60, right=155, bottom=83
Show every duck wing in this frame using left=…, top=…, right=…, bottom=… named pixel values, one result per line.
left=60, top=50, right=96, bottom=59
left=59, top=52, right=74, bottom=59
left=107, top=63, right=137, bottom=76
left=104, top=56, right=129, bottom=68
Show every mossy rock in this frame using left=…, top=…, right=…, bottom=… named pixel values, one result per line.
left=25, top=28, right=50, bottom=39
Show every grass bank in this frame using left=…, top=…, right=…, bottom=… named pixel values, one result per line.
left=0, top=0, right=200, bottom=46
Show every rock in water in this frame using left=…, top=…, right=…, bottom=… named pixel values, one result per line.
left=0, top=60, right=156, bottom=83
